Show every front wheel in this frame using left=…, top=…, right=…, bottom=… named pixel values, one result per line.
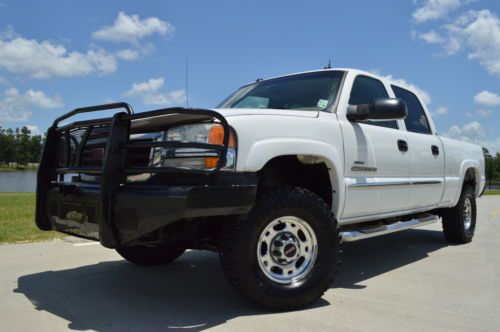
left=220, top=187, right=339, bottom=311
left=441, top=185, right=477, bottom=244
left=116, top=244, right=185, bottom=266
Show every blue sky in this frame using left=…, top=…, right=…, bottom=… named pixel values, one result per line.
left=0, top=0, right=499, bottom=152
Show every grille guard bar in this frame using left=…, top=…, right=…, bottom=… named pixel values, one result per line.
left=36, top=102, right=231, bottom=247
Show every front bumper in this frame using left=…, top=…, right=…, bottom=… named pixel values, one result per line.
left=35, top=103, right=256, bottom=248
left=45, top=178, right=256, bottom=247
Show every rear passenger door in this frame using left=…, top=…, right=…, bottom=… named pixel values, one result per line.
left=391, top=85, right=445, bottom=209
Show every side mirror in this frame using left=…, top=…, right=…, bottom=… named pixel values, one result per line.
left=347, top=98, right=407, bottom=122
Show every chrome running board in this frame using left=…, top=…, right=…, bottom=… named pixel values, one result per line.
left=340, top=214, right=440, bottom=242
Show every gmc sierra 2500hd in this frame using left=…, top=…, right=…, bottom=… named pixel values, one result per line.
left=36, top=68, right=485, bottom=311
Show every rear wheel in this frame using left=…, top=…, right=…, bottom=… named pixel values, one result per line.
left=116, top=244, right=185, bottom=266
left=220, top=187, right=339, bottom=311
left=441, top=185, right=476, bottom=244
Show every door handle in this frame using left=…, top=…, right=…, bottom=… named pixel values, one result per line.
left=431, top=145, right=439, bottom=156
left=397, top=139, right=408, bottom=152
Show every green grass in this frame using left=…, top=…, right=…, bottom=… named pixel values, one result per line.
left=484, top=190, right=500, bottom=196
left=0, top=193, right=65, bottom=243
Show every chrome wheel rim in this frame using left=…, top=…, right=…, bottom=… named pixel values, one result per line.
left=463, top=198, right=472, bottom=230
left=256, top=216, right=318, bottom=285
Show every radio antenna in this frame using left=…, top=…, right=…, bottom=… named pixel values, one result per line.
left=324, top=59, right=332, bottom=69
left=185, top=57, right=189, bottom=107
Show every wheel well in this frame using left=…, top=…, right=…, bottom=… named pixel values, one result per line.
left=257, top=155, right=333, bottom=207
left=464, top=168, right=477, bottom=192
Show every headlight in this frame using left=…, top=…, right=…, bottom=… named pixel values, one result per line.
left=152, top=123, right=237, bottom=171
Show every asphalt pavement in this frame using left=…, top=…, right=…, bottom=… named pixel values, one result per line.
left=1, top=196, right=499, bottom=332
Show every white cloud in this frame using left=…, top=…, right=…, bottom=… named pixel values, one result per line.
left=441, top=10, right=500, bottom=77
left=382, top=74, right=432, bottom=106
left=419, top=30, right=445, bottom=43
left=446, top=120, right=485, bottom=142
left=115, top=43, right=155, bottom=61
left=124, top=77, right=186, bottom=106
left=115, top=49, right=140, bottom=61
left=477, top=109, right=492, bottom=118
left=474, top=90, right=500, bottom=106
left=26, top=125, right=40, bottom=135
left=413, top=0, right=465, bottom=23
left=0, top=87, right=63, bottom=122
left=125, top=77, right=165, bottom=96
left=143, top=89, right=186, bottom=106
left=416, top=10, right=500, bottom=77
left=92, top=12, right=174, bottom=44
left=445, top=121, right=500, bottom=153
left=435, top=106, right=448, bottom=115
left=0, top=28, right=117, bottom=79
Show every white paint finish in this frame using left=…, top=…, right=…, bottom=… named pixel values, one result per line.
left=337, top=70, right=410, bottom=219
left=439, top=136, right=485, bottom=206
left=343, top=177, right=411, bottom=219
left=217, top=109, right=346, bottom=216
left=339, top=120, right=411, bottom=218
left=405, top=131, right=445, bottom=209
left=214, top=108, right=319, bottom=119
left=214, top=68, right=484, bottom=223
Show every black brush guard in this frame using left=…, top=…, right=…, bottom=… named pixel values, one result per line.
left=36, top=103, right=257, bottom=248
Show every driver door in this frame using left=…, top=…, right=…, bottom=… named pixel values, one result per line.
left=339, top=74, right=411, bottom=220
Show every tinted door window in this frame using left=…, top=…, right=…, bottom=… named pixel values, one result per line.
left=392, top=85, right=431, bottom=135
left=349, top=75, right=398, bottom=129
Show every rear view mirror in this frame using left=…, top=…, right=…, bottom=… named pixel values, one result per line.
left=347, top=98, right=407, bottom=122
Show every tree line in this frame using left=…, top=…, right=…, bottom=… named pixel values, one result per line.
left=483, top=148, right=500, bottom=185
left=0, top=126, right=43, bottom=167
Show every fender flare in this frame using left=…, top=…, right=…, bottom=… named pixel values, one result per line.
left=242, top=137, right=345, bottom=216
left=451, top=160, right=482, bottom=206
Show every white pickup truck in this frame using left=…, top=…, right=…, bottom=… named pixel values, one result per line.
left=36, top=68, right=485, bottom=311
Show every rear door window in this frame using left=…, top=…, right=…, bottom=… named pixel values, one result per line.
left=391, top=85, right=431, bottom=134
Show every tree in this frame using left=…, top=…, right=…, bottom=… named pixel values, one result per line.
left=485, top=154, right=498, bottom=181
left=0, top=126, right=44, bottom=166
left=3, top=128, right=17, bottom=164
left=16, top=126, right=32, bottom=166
left=30, top=135, right=43, bottom=162
left=495, top=153, right=500, bottom=178
left=0, top=127, right=5, bottom=163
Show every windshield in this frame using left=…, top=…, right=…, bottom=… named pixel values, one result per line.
left=217, top=71, right=344, bottom=111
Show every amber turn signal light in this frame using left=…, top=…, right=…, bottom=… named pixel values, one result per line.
left=205, top=125, right=236, bottom=168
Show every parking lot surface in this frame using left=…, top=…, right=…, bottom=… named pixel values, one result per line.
left=1, top=197, right=499, bottom=332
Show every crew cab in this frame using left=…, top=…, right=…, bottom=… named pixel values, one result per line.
left=36, top=68, right=485, bottom=311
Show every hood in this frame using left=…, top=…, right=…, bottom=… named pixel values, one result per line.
left=213, top=108, right=319, bottom=118
left=130, top=107, right=318, bottom=131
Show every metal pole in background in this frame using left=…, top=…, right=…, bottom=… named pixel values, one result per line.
left=185, top=58, right=189, bottom=108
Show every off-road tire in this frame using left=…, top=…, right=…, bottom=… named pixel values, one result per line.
left=116, top=244, right=185, bottom=266
left=441, top=185, right=476, bottom=244
left=220, top=187, right=340, bottom=311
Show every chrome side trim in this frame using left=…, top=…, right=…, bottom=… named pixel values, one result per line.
left=348, top=179, right=442, bottom=189
left=349, top=181, right=410, bottom=189
left=410, top=180, right=443, bottom=185
left=341, top=214, right=439, bottom=242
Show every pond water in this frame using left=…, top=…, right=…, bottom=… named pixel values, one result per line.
left=0, top=171, right=37, bottom=192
